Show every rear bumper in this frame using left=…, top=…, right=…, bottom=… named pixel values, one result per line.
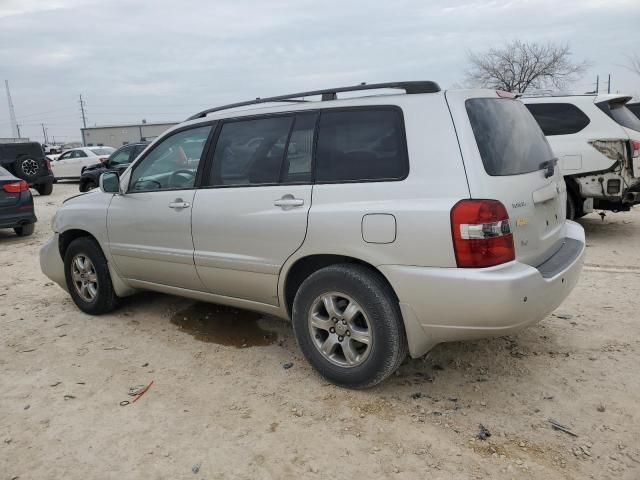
left=380, top=221, right=586, bottom=358
left=0, top=211, right=36, bottom=229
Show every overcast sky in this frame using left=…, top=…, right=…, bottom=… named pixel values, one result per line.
left=1, top=0, right=639, bottom=143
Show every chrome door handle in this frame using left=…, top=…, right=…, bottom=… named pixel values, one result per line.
left=168, top=199, right=190, bottom=209
left=274, top=195, right=304, bottom=208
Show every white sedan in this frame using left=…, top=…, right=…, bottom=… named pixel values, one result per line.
left=50, top=146, right=115, bottom=180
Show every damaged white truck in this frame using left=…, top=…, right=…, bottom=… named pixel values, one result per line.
left=523, top=94, right=640, bottom=219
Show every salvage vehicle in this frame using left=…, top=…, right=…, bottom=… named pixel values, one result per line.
left=0, top=166, right=36, bottom=236
left=50, top=146, right=115, bottom=180
left=0, top=142, right=54, bottom=195
left=523, top=94, right=640, bottom=219
left=79, top=142, right=149, bottom=192
left=41, top=82, right=585, bottom=388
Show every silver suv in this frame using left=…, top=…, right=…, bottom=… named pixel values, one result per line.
left=40, top=82, right=585, bottom=388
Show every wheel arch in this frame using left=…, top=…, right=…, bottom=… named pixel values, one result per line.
left=281, top=254, right=399, bottom=320
left=57, top=228, right=135, bottom=297
left=58, top=229, right=101, bottom=258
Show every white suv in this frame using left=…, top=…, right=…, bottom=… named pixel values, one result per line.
left=523, top=94, right=640, bottom=219
left=40, top=82, right=585, bottom=388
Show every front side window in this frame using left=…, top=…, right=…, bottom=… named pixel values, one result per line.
left=58, top=151, right=72, bottom=160
left=315, top=109, right=408, bottom=183
left=466, top=98, right=555, bottom=176
left=525, top=103, right=591, bottom=136
left=129, top=126, right=211, bottom=192
left=209, top=116, right=293, bottom=186
left=72, top=150, right=88, bottom=158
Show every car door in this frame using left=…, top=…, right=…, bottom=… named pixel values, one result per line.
left=52, top=150, right=77, bottom=178
left=192, top=113, right=316, bottom=305
left=107, top=125, right=213, bottom=290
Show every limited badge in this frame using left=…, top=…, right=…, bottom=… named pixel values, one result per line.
left=516, top=218, right=529, bottom=227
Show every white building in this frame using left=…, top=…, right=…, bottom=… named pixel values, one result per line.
left=81, top=122, right=177, bottom=148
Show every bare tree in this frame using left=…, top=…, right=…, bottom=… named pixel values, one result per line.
left=624, top=52, right=640, bottom=77
left=465, top=41, right=589, bottom=93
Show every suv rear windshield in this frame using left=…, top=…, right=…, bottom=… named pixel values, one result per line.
left=466, top=98, right=554, bottom=176
left=600, top=101, right=640, bottom=133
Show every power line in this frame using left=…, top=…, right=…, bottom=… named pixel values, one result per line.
left=5, top=80, right=19, bottom=138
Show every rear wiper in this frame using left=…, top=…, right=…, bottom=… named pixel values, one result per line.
left=539, top=158, right=558, bottom=178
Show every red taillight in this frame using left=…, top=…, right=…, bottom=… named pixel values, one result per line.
left=45, top=157, right=52, bottom=173
left=2, top=180, right=29, bottom=193
left=631, top=140, right=640, bottom=158
left=450, top=199, right=515, bottom=268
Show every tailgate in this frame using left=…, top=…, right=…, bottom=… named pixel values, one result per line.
left=445, top=90, right=567, bottom=267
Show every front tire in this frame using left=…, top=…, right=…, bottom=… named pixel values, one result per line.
left=64, top=237, right=119, bottom=315
left=292, top=264, right=407, bottom=389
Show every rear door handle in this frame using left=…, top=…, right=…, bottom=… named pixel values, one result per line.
left=274, top=195, right=304, bottom=208
left=168, top=199, right=190, bottom=209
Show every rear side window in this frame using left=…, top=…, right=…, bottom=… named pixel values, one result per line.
left=466, top=98, right=554, bottom=176
left=315, top=108, right=408, bottom=183
left=628, top=103, right=640, bottom=120
left=209, top=116, right=293, bottom=186
left=525, top=103, right=590, bottom=136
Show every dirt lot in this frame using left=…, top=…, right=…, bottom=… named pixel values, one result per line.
left=1, top=183, right=639, bottom=479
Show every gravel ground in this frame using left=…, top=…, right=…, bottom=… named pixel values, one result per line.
left=1, top=183, right=639, bottom=479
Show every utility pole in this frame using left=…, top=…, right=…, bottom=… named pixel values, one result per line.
left=79, top=94, right=87, bottom=146
left=5, top=80, right=19, bottom=138
left=595, top=75, right=599, bottom=94
left=607, top=74, right=611, bottom=94
left=41, top=123, right=48, bottom=144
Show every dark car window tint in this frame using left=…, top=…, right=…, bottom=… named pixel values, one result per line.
left=282, top=113, right=317, bottom=184
left=133, top=144, right=147, bottom=157
left=628, top=103, right=640, bottom=120
left=209, top=116, right=293, bottom=186
left=315, top=109, right=407, bottom=183
left=607, top=102, right=640, bottom=133
left=466, top=98, right=554, bottom=176
left=525, top=103, right=591, bottom=136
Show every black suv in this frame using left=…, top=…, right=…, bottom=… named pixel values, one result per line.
left=0, top=142, right=54, bottom=195
left=79, top=142, right=149, bottom=192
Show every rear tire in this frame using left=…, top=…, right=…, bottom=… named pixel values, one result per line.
left=35, top=183, right=53, bottom=195
left=14, top=223, right=34, bottom=237
left=292, top=264, right=407, bottom=389
left=64, top=237, right=119, bottom=315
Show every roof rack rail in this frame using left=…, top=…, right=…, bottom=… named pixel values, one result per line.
left=186, top=81, right=440, bottom=121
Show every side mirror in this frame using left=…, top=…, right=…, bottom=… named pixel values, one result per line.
left=99, top=171, right=121, bottom=194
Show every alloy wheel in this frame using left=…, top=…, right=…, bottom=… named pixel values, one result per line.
left=308, top=292, right=372, bottom=368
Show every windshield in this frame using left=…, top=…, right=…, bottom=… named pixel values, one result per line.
left=608, top=102, right=640, bottom=132
left=466, top=98, right=555, bottom=176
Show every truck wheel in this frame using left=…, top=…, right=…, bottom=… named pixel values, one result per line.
left=292, top=264, right=407, bottom=389
left=14, top=223, right=35, bottom=237
left=14, top=157, right=41, bottom=182
left=35, top=183, right=53, bottom=195
left=64, top=237, right=119, bottom=315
